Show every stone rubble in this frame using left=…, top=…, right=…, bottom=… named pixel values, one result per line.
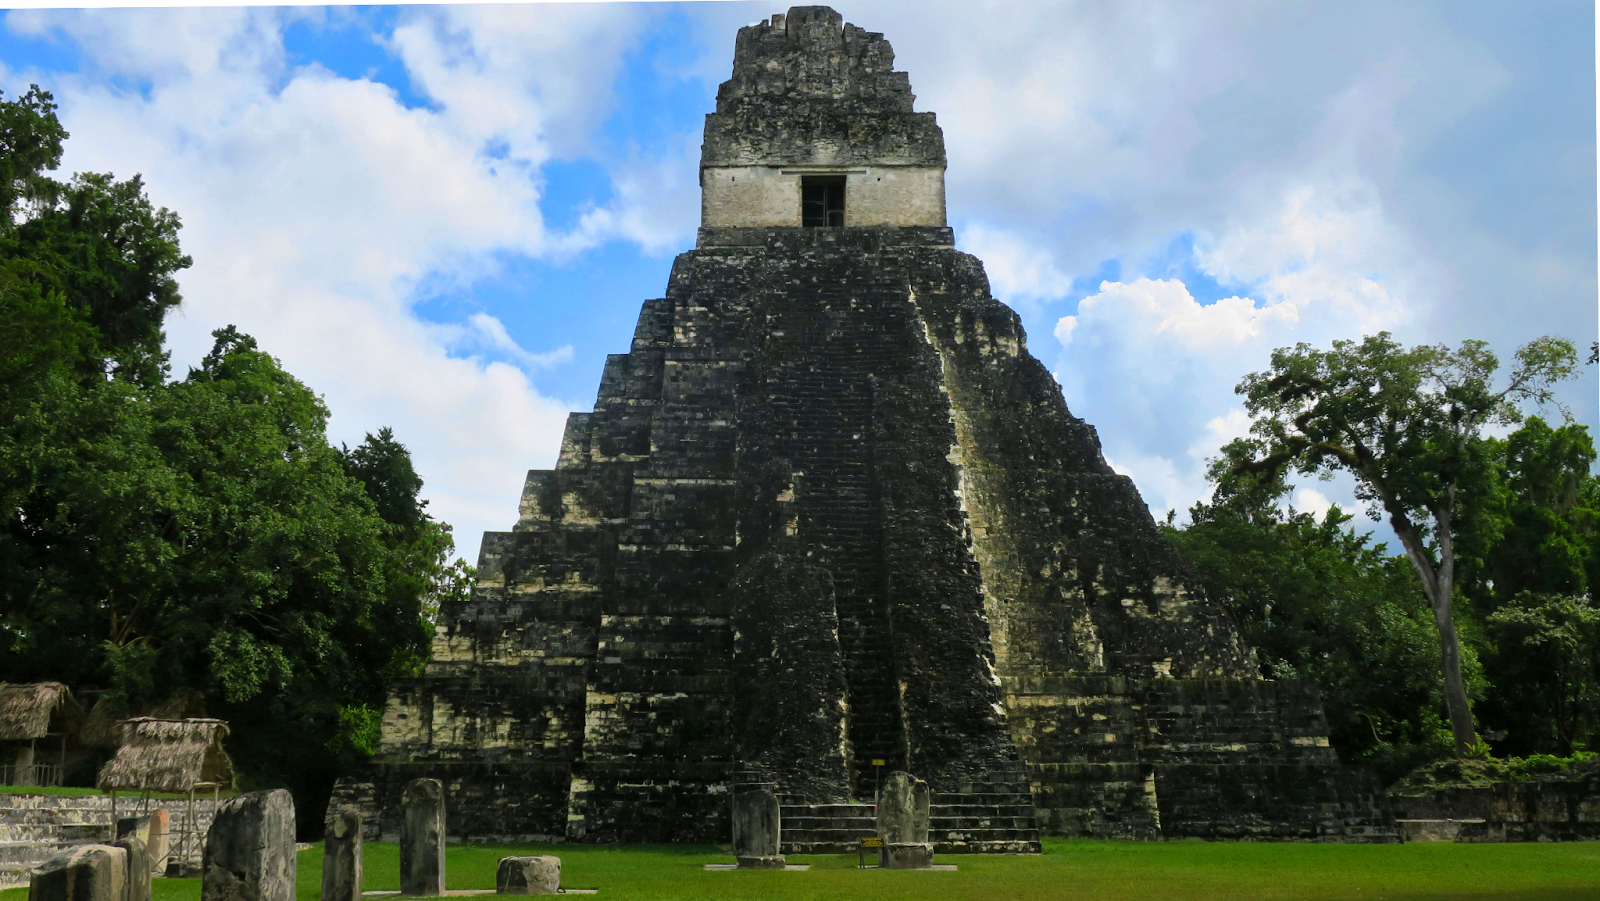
left=494, top=857, right=560, bottom=895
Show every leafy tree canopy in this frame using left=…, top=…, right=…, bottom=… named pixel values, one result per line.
left=0, top=84, right=460, bottom=827
left=1164, top=448, right=1468, bottom=780
left=0, top=85, right=189, bottom=389
left=1232, top=332, right=1578, bottom=753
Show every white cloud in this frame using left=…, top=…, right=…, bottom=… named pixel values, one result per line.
left=836, top=0, right=1594, bottom=519
left=431, top=314, right=576, bottom=371
left=960, top=222, right=1074, bottom=312
left=5, top=0, right=1590, bottom=565
left=3, top=5, right=665, bottom=561
left=562, top=131, right=703, bottom=257
left=1293, top=488, right=1334, bottom=522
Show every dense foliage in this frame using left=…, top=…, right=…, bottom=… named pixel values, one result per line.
left=0, top=86, right=455, bottom=824
left=1163, top=453, right=1466, bottom=780
left=1166, top=340, right=1597, bottom=777
left=1458, top=417, right=1600, bottom=757
left=1226, top=332, right=1578, bottom=753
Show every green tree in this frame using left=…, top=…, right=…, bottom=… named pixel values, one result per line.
left=1451, top=417, right=1600, bottom=755
left=1164, top=443, right=1460, bottom=777
left=0, top=84, right=454, bottom=821
left=0, top=85, right=189, bottom=391
left=1233, top=333, right=1579, bottom=754
left=1485, top=593, right=1600, bottom=756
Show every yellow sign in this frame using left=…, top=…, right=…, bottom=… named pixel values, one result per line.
left=871, top=759, right=885, bottom=766
left=860, top=837, right=884, bottom=848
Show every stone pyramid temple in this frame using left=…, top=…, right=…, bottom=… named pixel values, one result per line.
left=335, top=6, right=1397, bottom=849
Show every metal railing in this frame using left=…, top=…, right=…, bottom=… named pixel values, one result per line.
left=0, top=763, right=64, bottom=787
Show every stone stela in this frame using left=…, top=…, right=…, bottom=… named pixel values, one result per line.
left=116, top=811, right=169, bottom=877
left=333, top=4, right=1399, bottom=849
left=322, top=809, right=363, bottom=901
left=731, top=784, right=784, bottom=869
left=112, top=837, right=152, bottom=901
left=876, top=772, right=934, bottom=870
left=201, top=790, right=295, bottom=901
left=400, top=780, right=447, bottom=897
left=28, top=845, right=127, bottom=901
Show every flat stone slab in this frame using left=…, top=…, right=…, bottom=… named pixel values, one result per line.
left=702, top=864, right=810, bottom=871
left=855, top=865, right=958, bottom=871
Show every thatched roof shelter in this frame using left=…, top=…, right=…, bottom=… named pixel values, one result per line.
left=96, top=718, right=234, bottom=793
left=0, top=682, right=83, bottom=741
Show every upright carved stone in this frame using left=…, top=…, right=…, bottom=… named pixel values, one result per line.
left=400, top=779, right=446, bottom=897
left=116, top=810, right=168, bottom=875
left=495, top=857, right=560, bottom=895
left=29, top=845, right=126, bottom=901
left=112, top=837, right=151, bottom=901
left=146, top=809, right=169, bottom=876
left=201, top=789, right=296, bottom=901
left=731, top=785, right=784, bottom=869
left=877, top=772, right=932, bottom=869
left=321, top=809, right=362, bottom=901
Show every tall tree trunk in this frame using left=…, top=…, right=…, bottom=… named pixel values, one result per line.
left=1389, top=502, right=1477, bottom=755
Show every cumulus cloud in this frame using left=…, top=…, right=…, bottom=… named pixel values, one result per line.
left=960, top=222, right=1074, bottom=313
left=816, top=0, right=1593, bottom=524
left=1, top=4, right=672, bottom=560
left=3, top=0, right=1590, bottom=560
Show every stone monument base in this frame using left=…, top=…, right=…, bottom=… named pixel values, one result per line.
left=735, top=856, right=787, bottom=870
left=880, top=843, right=934, bottom=870
left=495, top=857, right=560, bottom=895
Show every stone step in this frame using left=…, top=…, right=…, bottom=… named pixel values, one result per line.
left=0, top=839, right=103, bottom=865
left=929, top=816, right=1039, bottom=829
left=931, top=803, right=1036, bottom=817
left=932, top=827, right=1043, bottom=840
left=779, top=802, right=871, bottom=813
left=932, top=792, right=1036, bottom=806
left=934, top=839, right=1043, bottom=854
left=0, top=863, right=32, bottom=889
left=781, top=816, right=875, bottom=828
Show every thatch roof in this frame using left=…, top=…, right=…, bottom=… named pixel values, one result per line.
left=79, top=697, right=128, bottom=750
left=0, top=682, right=82, bottom=741
left=96, top=718, right=234, bottom=793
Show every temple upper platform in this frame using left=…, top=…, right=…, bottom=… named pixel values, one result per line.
left=699, top=6, right=947, bottom=232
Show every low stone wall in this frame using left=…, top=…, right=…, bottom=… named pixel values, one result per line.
left=1389, top=770, right=1600, bottom=842
left=0, top=792, right=218, bottom=887
left=1006, top=675, right=1397, bottom=842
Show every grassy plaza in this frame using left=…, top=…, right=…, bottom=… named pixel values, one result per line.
left=6, top=839, right=1597, bottom=901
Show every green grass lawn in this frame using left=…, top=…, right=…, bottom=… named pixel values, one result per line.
left=0, top=785, right=113, bottom=798
left=5, top=839, right=1598, bottom=901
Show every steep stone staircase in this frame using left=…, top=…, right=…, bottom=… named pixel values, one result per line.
left=929, top=767, right=1043, bottom=854
left=0, top=793, right=214, bottom=887
left=779, top=766, right=1044, bottom=855
left=0, top=794, right=115, bottom=888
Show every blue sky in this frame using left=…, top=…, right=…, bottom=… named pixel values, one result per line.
left=2, top=1, right=1594, bottom=561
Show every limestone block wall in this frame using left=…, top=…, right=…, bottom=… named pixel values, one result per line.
left=347, top=4, right=1403, bottom=847
left=1003, top=675, right=1394, bottom=841
left=348, top=225, right=1393, bottom=846
left=700, top=165, right=945, bottom=228
left=1390, top=773, right=1600, bottom=842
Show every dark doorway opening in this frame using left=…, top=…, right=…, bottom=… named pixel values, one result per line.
left=802, top=175, right=846, bottom=227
